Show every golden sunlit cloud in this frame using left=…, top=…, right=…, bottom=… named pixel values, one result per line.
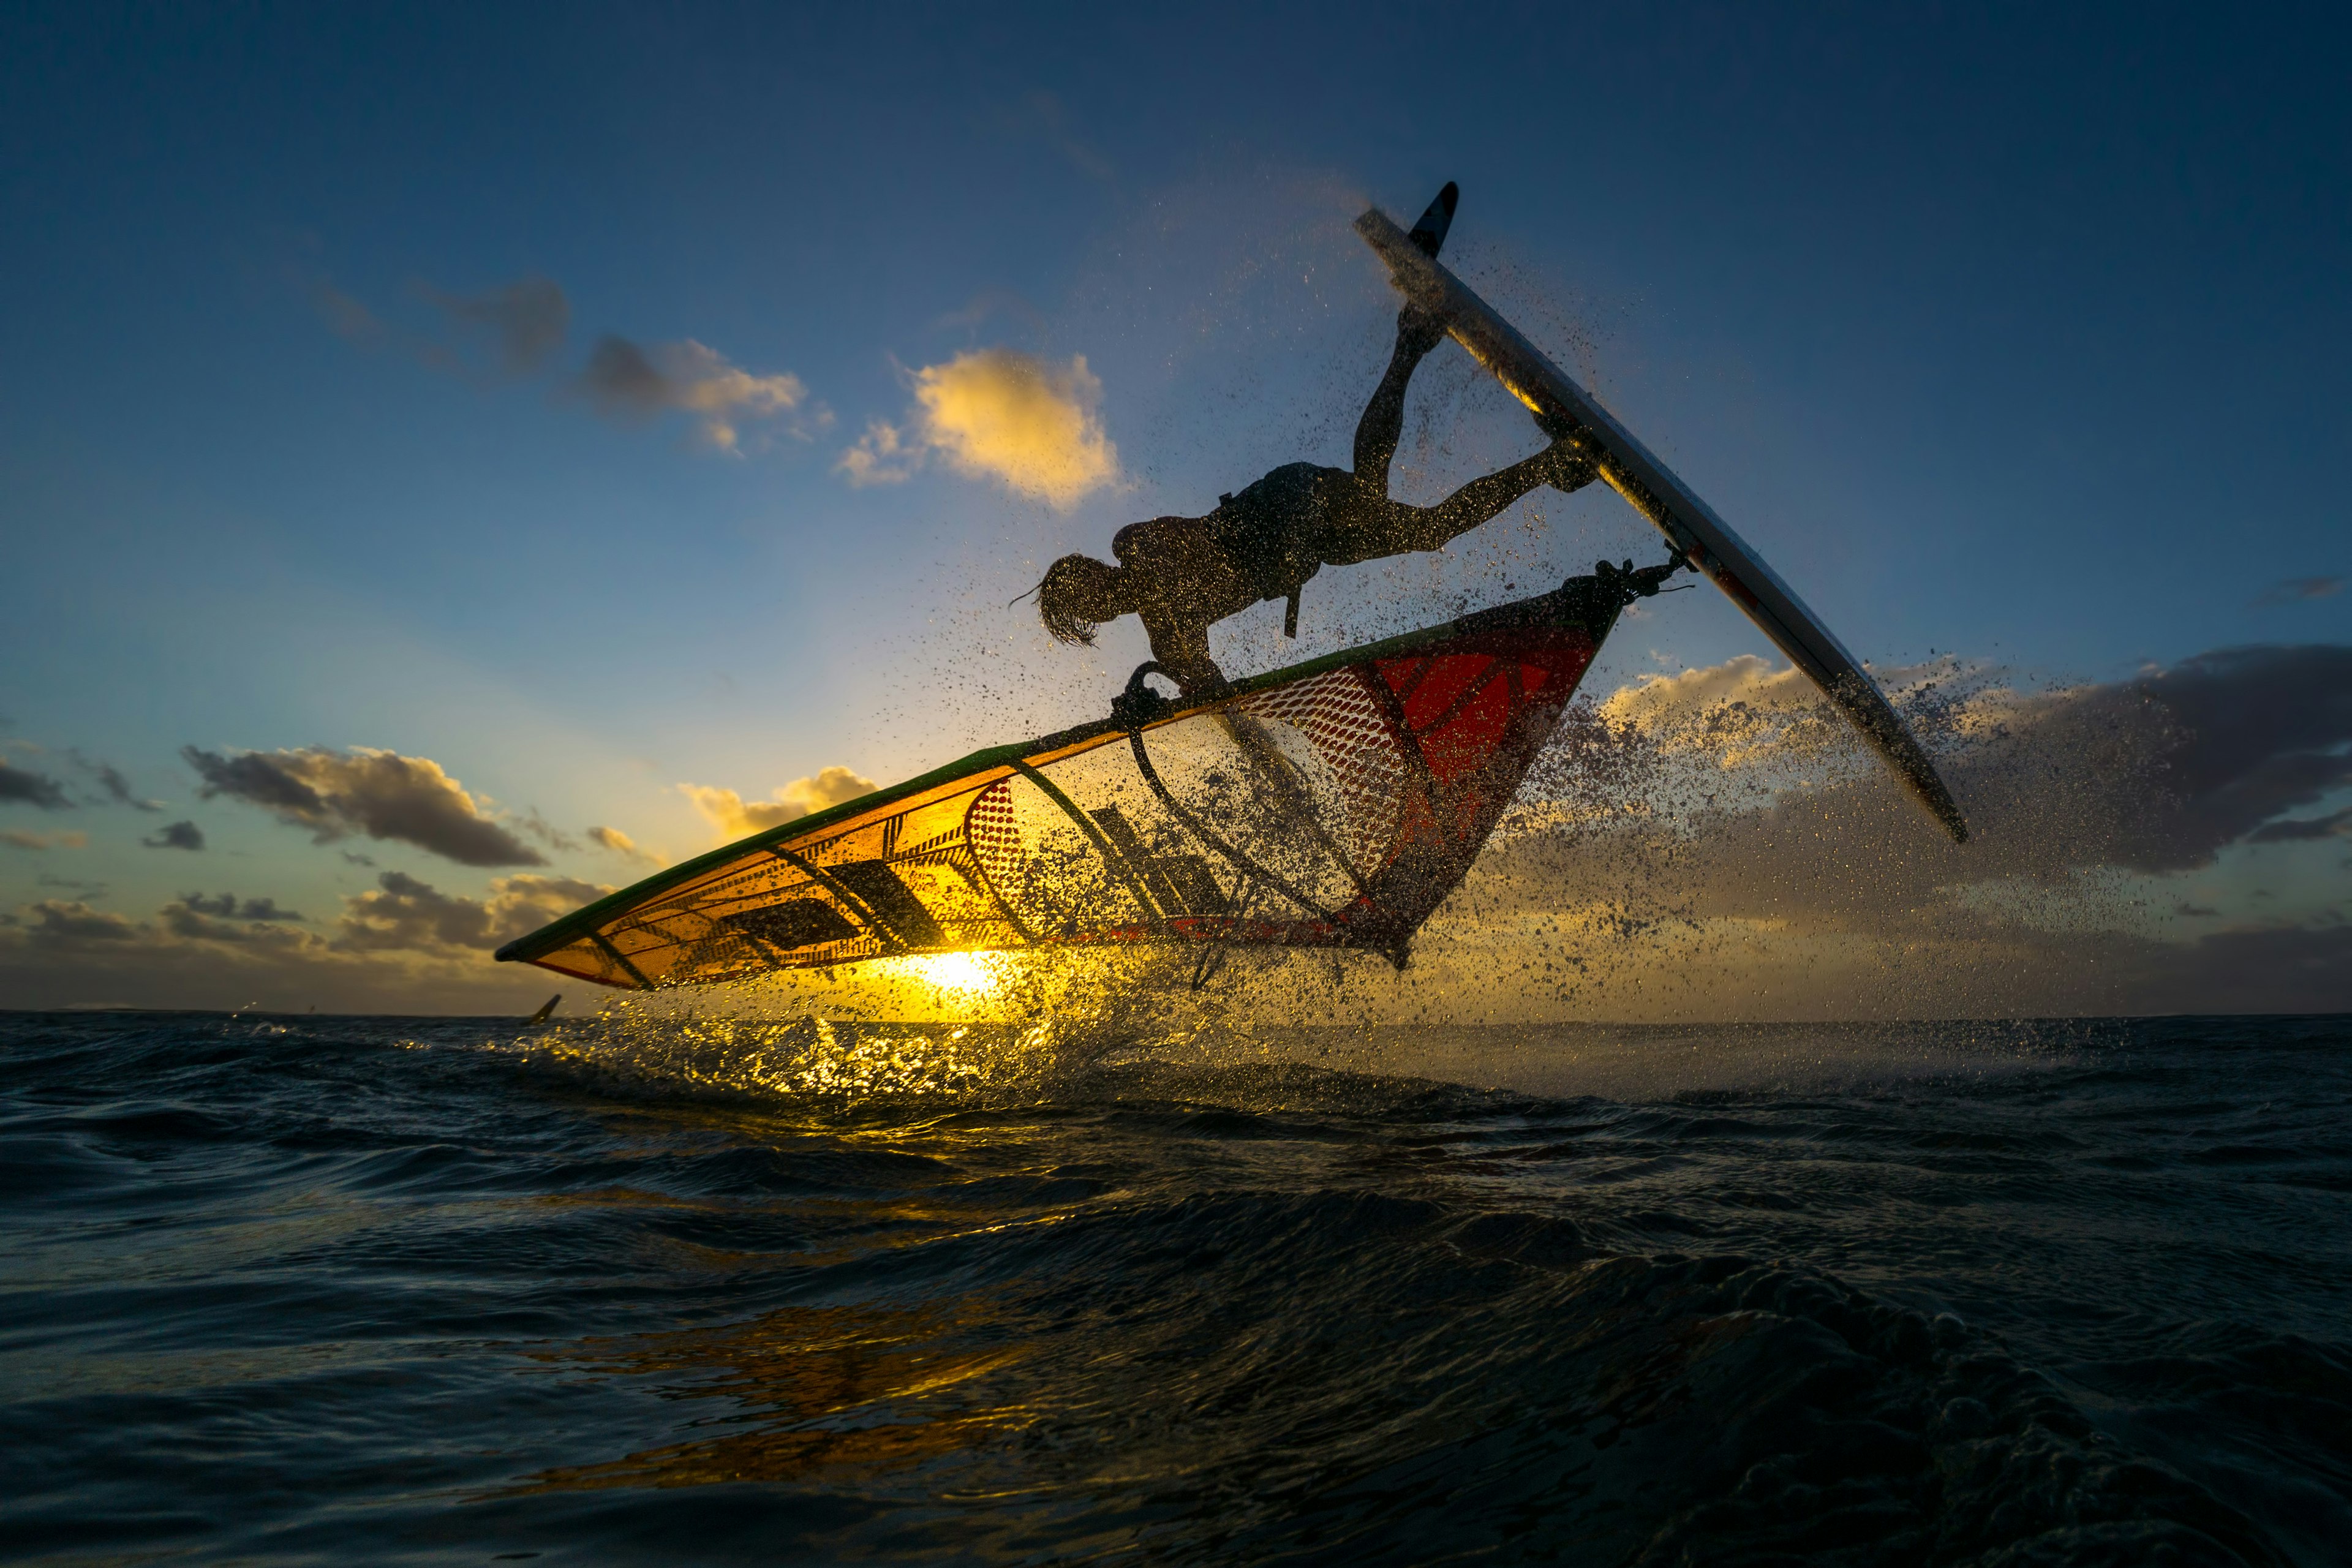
left=834, top=417, right=912, bottom=486
left=1597, top=654, right=1845, bottom=771
left=587, top=824, right=662, bottom=866
left=1600, top=654, right=1814, bottom=733
left=679, top=766, right=880, bottom=842
left=0, top=829, right=88, bottom=851
left=836, top=348, right=1119, bottom=508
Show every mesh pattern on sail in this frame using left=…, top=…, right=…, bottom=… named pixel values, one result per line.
left=1237, top=665, right=1409, bottom=872
left=965, top=779, right=1020, bottom=890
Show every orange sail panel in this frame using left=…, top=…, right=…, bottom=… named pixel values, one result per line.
left=498, top=576, right=1625, bottom=989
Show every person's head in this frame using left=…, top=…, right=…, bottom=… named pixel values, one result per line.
left=1034, top=553, right=1125, bottom=646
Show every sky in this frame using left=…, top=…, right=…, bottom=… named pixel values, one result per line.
left=2, top=1, right=2348, bottom=1016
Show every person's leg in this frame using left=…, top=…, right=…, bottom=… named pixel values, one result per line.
left=1351, top=306, right=1449, bottom=494
left=1322, top=442, right=1598, bottom=565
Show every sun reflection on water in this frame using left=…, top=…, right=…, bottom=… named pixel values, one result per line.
left=499, top=1302, right=1028, bottom=1494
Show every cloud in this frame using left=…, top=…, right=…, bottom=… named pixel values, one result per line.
left=0, top=874, right=606, bottom=1012
left=1601, top=655, right=1813, bottom=729
left=589, top=824, right=662, bottom=865
left=176, top=892, right=304, bottom=922
left=836, top=418, right=916, bottom=486
left=1566, top=644, right=2352, bottom=875
left=2247, top=807, right=2352, bottom=843
left=2, top=830, right=88, bottom=851
left=579, top=336, right=827, bottom=453
left=1597, top=654, right=1845, bottom=778
left=2106, top=644, right=2352, bottom=868
left=0, top=761, right=71, bottom=810
left=311, top=280, right=388, bottom=344
left=426, top=274, right=570, bottom=375
left=514, top=809, right=579, bottom=853
left=159, top=897, right=314, bottom=947
left=680, top=767, right=878, bottom=842
left=143, top=820, right=206, bottom=851
left=311, top=269, right=568, bottom=380
left=2255, top=576, right=2343, bottom=606
left=304, top=265, right=823, bottom=458
left=21, top=900, right=140, bottom=943
left=837, top=349, right=1119, bottom=507
left=993, top=90, right=1115, bottom=183
left=69, top=755, right=162, bottom=810
left=1455, top=641, right=2352, bottom=1017
left=182, top=745, right=548, bottom=867
left=334, top=870, right=610, bottom=953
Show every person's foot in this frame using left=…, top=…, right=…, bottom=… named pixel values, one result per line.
left=1537, top=434, right=1600, bottom=489
left=1396, top=301, right=1448, bottom=358
left=1533, top=405, right=1585, bottom=444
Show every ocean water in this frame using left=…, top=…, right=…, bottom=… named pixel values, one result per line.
left=3, top=1009, right=2347, bottom=1566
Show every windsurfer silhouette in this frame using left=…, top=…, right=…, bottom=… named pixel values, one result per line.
left=1030, top=183, right=1600, bottom=698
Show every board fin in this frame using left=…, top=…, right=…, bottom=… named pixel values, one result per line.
left=1407, top=181, right=1458, bottom=258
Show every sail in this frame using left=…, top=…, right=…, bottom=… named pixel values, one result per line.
left=497, top=573, right=1637, bottom=990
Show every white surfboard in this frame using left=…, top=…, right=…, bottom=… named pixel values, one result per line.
left=1357, top=204, right=1969, bottom=842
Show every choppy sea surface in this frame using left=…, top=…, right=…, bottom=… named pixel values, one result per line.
left=4, top=1009, right=2348, bottom=1566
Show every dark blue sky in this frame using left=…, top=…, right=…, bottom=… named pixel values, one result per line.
left=2, top=1, right=2347, bottom=1004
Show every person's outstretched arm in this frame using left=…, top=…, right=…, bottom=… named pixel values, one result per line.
left=1325, top=442, right=1597, bottom=565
